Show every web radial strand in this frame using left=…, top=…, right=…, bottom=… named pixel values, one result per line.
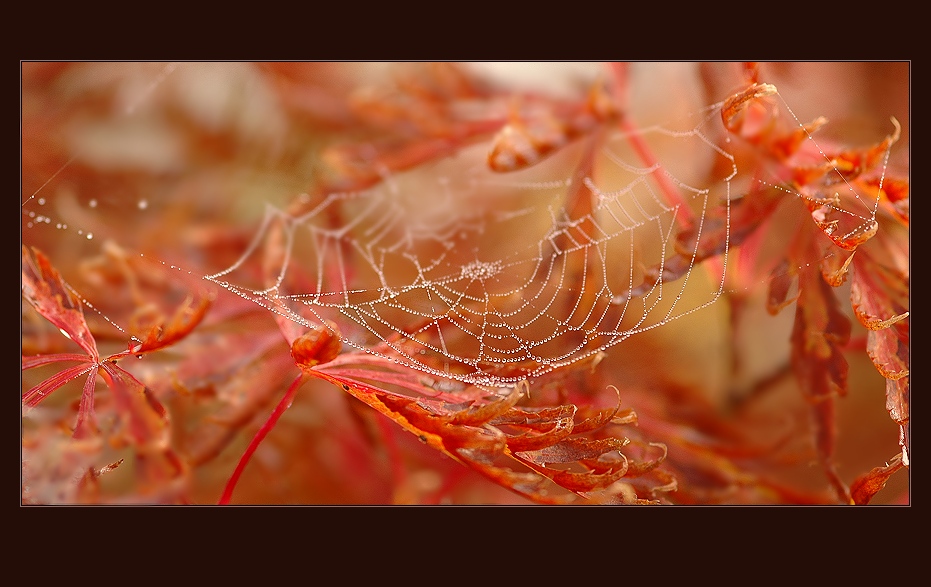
left=207, top=100, right=741, bottom=388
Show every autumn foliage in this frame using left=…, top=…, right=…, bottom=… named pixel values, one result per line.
left=22, top=62, right=908, bottom=504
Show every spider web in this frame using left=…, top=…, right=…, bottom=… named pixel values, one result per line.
left=22, top=63, right=898, bottom=391
left=205, top=97, right=740, bottom=387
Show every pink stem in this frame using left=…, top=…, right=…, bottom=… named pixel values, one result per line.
left=620, top=117, right=693, bottom=228
left=218, top=371, right=310, bottom=505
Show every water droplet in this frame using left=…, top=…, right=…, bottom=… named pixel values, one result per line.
left=37, top=197, right=46, bottom=205
left=89, top=199, right=97, bottom=208
left=86, top=233, right=94, bottom=240
left=138, top=199, right=148, bottom=210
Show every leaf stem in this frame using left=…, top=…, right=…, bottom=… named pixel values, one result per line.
left=218, top=371, right=310, bottom=505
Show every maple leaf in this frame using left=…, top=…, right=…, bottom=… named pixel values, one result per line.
left=22, top=245, right=203, bottom=502
left=628, top=74, right=910, bottom=503
left=23, top=62, right=907, bottom=505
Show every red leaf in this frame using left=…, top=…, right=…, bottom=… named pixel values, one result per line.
left=73, top=367, right=100, bottom=439
left=23, top=353, right=90, bottom=370
left=21, top=245, right=98, bottom=361
left=22, top=362, right=96, bottom=409
left=98, top=363, right=169, bottom=447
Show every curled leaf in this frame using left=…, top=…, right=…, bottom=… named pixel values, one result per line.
left=291, top=321, right=342, bottom=368
left=849, top=453, right=905, bottom=505
left=820, top=250, right=855, bottom=287
left=721, top=82, right=779, bottom=135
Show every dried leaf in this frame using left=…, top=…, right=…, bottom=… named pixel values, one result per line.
left=448, top=383, right=524, bottom=426
left=820, top=249, right=855, bottom=287
left=721, top=82, right=779, bottom=136
left=866, top=320, right=909, bottom=380
left=885, top=377, right=909, bottom=466
left=851, top=261, right=909, bottom=331
left=849, top=453, right=905, bottom=505
left=518, top=437, right=630, bottom=465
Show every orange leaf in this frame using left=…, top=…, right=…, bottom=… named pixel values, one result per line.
left=866, top=321, right=909, bottom=380
left=849, top=454, right=905, bottom=505
left=820, top=249, right=855, bottom=287
left=851, top=261, right=909, bottom=331
left=518, top=437, right=630, bottom=465
left=127, top=292, right=212, bottom=357
left=497, top=405, right=577, bottom=452
left=767, top=260, right=799, bottom=315
left=885, top=377, right=909, bottom=466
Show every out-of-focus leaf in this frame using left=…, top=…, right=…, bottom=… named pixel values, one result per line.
left=99, top=363, right=169, bottom=447
left=790, top=261, right=851, bottom=502
left=720, top=82, right=779, bottom=139
left=98, top=363, right=187, bottom=493
left=767, top=259, right=799, bottom=315
left=126, top=293, right=212, bottom=357
left=850, top=453, right=905, bottom=505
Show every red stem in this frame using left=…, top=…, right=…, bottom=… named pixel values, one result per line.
left=218, top=371, right=311, bottom=505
